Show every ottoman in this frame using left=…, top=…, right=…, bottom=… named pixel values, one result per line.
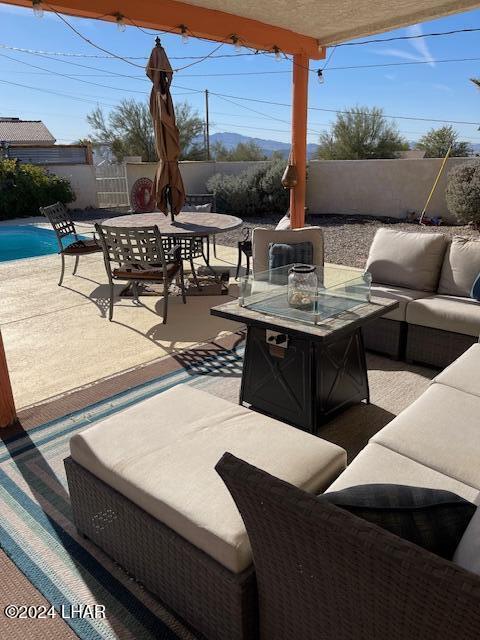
left=65, top=385, right=346, bottom=640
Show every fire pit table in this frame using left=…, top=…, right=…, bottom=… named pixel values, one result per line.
left=211, top=264, right=398, bottom=433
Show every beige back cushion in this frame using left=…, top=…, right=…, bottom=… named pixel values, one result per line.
left=252, top=227, right=324, bottom=274
left=365, top=228, right=447, bottom=292
left=438, top=237, right=480, bottom=297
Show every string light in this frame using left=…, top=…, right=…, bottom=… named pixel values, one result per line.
left=317, top=69, right=324, bottom=84
left=113, top=12, right=126, bottom=32
left=179, top=25, right=189, bottom=44
left=273, top=46, right=282, bottom=61
left=230, top=34, right=241, bottom=50
left=32, top=0, right=43, bottom=18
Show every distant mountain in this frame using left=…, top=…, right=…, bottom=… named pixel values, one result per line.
left=204, top=131, right=319, bottom=159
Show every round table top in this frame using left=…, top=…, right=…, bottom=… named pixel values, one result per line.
left=102, top=212, right=243, bottom=236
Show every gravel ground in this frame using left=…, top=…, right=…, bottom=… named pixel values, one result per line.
left=73, top=209, right=479, bottom=269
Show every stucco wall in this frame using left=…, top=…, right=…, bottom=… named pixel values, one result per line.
left=126, top=158, right=472, bottom=222
left=306, top=158, right=469, bottom=223
left=48, top=164, right=98, bottom=209
left=126, top=160, right=269, bottom=204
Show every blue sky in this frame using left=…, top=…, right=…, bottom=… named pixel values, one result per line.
left=0, top=3, right=479, bottom=146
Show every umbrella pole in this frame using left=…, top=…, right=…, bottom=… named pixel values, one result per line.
left=167, top=187, right=175, bottom=223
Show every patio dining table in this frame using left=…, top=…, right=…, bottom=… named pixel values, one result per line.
left=102, top=211, right=243, bottom=237
left=102, top=211, right=243, bottom=288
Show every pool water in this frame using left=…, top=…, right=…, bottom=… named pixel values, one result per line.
left=0, top=225, right=84, bottom=262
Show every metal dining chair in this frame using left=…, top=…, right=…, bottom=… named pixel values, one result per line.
left=94, top=223, right=186, bottom=323
left=184, top=194, right=217, bottom=259
left=40, top=202, right=102, bottom=286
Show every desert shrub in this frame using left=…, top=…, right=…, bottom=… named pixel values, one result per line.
left=207, top=159, right=289, bottom=216
left=0, top=159, right=75, bottom=220
left=445, top=160, right=480, bottom=226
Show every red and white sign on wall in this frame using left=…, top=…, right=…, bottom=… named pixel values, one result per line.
left=130, top=177, right=155, bottom=213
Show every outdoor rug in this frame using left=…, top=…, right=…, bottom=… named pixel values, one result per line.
left=0, top=340, right=435, bottom=640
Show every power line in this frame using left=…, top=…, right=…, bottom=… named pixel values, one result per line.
left=213, top=93, right=324, bottom=136
left=336, top=26, right=480, bottom=47
left=209, top=91, right=480, bottom=126
left=0, top=78, right=118, bottom=106
left=166, top=56, right=480, bottom=76
left=0, top=52, right=149, bottom=94
left=323, top=56, right=480, bottom=72
left=2, top=36, right=479, bottom=80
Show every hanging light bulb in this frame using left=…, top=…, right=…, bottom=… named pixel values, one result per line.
left=273, top=46, right=282, bottom=61
left=180, top=25, right=189, bottom=44
left=231, top=34, right=241, bottom=50
left=32, top=0, right=43, bottom=18
left=317, top=69, right=325, bottom=84
left=114, top=12, right=126, bottom=32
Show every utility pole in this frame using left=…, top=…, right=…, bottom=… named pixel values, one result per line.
left=204, top=89, right=210, bottom=161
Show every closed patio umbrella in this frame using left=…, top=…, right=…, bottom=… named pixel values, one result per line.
left=146, top=37, right=185, bottom=221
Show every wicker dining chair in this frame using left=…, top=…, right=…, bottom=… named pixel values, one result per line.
left=94, top=223, right=186, bottom=323
left=40, top=201, right=102, bottom=286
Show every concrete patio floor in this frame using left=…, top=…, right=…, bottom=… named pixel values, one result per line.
left=0, top=235, right=244, bottom=410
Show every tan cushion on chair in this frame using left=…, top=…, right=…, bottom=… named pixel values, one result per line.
left=406, top=295, right=480, bottom=336
left=113, top=262, right=179, bottom=281
left=252, top=227, right=324, bottom=274
left=70, top=385, right=346, bottom=573
left=438, top=237, right=480, bottom=297
left=327, top=443, right=480, bottom=504
left=371, top=384, right=480, bottom=490
left=62, top=239, right=102, bottom=255
left=365, top=228, right=447, bottom=292
left=370, top=284, right=429, bottom=321
left=432, top=343, right=480, bottom=397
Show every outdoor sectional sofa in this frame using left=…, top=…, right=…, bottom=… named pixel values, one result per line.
left=217, top=342, right=480, bottom=639
left=362, top=228, right=480, bottom=368
left=65, top=344, right=480, bottom=639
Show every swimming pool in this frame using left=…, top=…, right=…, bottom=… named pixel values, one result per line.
left=0, top=225, right=84, bottom=262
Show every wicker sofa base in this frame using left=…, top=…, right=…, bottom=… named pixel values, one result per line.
left=362, top=317, right=406, bottom=359
left=406, top=324, right=478, bottom=369
left=64, top=457, right=258, bottom=640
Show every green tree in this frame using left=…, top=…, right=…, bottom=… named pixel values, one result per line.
left=211, top=140, right=267, bottom=161
left=416, top=125, right=471, bottom=158
left=86, top=99, right=205, bottom=162
left=316, top=106, right=408, bottom=160
left=175, top=102, right=206, bottom=160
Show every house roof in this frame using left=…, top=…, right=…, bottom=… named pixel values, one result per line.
left=0, top=118, right=56, bottom=145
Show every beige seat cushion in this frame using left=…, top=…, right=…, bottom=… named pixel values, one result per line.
left=365, top=228, right=447, bottom=292
left=252, top=227, right=324, bottom=274
left=406, top=295, right=480, bottom=336
left=70, top=385, right=346, bottom=573
left=432, top=343, right=480, bottom=397
left=370, top=284, right=429, bottom=321
left=326, top=443, right=479, bottom=503
left=371, top=384, right=480, bottom=490
left=438, top=237, right=480, bottom=297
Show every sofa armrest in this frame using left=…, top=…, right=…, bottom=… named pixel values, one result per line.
left=217, top=452, right=480, bottom=640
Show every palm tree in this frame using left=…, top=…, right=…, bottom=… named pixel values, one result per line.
left=471, top=78, right=480, bottom=89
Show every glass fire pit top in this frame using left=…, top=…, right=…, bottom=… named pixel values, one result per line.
left=239, top=264, right=372, bottom=326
